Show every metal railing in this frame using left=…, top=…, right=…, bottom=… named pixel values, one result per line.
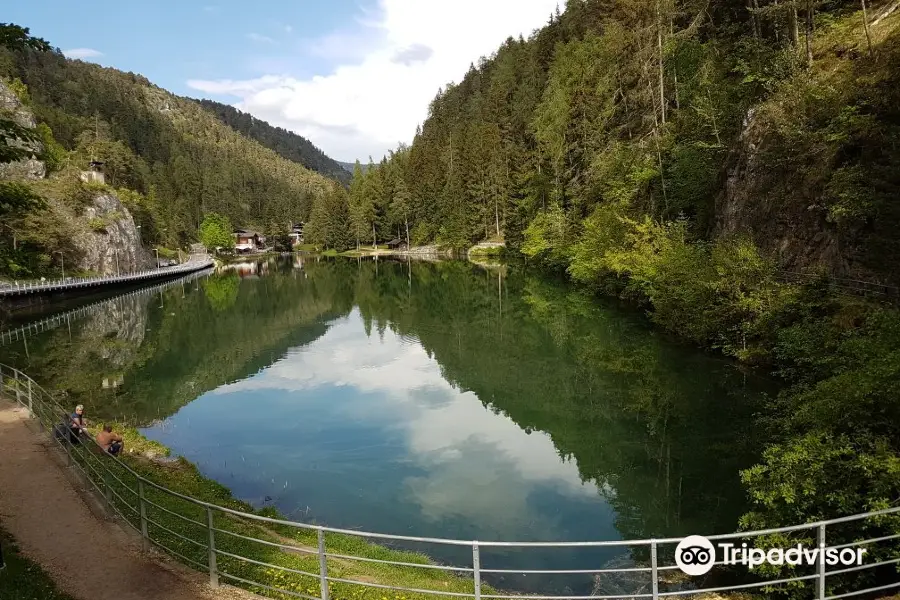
left=0, top=254, right=214, bottom=297
left=0, top=267, right=213, bottom=347
left=1, top=362, right=899, bottom=600
left=777, top=270, right=900, bottom=304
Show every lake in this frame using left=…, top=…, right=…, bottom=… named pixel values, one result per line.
left=0, top=255, right=775, bottom=594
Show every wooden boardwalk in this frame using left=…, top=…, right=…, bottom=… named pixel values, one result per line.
left=0, top=255, right=214, bottom=298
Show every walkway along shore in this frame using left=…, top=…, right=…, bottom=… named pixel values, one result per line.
left=0, top=254, right=214, bottom=298
left=0, top=401, right=250, bottom=600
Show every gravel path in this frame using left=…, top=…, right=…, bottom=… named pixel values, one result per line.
left=0, top=402, right=251, bottom=600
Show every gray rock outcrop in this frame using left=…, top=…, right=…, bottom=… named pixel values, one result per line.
left=72, top=193, right=154, bottom=275
left=0, top=79, right=46, bottom=180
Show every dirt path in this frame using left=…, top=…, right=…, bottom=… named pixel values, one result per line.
left=0, top=402, right=250, bottom=600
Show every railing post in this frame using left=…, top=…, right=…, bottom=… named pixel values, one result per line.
left=13, top=369, right=21, bottom=406
left=103, top=472, right=114, bottom=516
left=472, top=542, right=482, bottom=600
left=816, top=524, right=826, bottom=599
left=27, top=378, right=33, bottom=419
left=138, top=480, right=149, bottom=552
left=318, top=528, right=330, bottom=600
left=206, top=506, right=219, bottom=588
left=651, top=539, right=659, bottom=600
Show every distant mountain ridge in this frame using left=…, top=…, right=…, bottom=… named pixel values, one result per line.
left=195, top=99, right=351, bottom=185
left=337, top=161, right=370, bottom=175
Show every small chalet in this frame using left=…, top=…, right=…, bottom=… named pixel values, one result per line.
left=80, top=160, right=106, bottom=184
left=288, top=222, right=304, bottom=247
left=234, top=228, right=264, bottom=253
left=385, top=238, right=404, bottom=250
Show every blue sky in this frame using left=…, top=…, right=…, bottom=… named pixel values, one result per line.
left=8, top=0, right=560, bottom=162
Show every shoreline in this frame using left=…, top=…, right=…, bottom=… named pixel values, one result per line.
left=84, top=422, right=489, bottom=600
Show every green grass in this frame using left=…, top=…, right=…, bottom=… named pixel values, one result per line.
left=0, top=526, right=76, bottom=600
left=63, top=422, right=490, bottom=600
left=467, top=246, right=506, bottom=259
left=321, top=249, right=340, bottom=257
left=296, top=244, right=321, bottom=252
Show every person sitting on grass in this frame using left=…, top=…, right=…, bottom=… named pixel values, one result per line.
left=95, top=425, right=124, bottom=456
left=68, top=404, right=88, bottom=444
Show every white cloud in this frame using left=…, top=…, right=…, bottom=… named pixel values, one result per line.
left=246, top=32, right=277, bottom=44
left=186, top=0, right=559, bottom=162
left=63, top=48, right=103, bottom=60
left=211, top=309, right=606, bottom=528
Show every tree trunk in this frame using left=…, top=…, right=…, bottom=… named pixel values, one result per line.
left=791, top=1, right=800, bottom=46
left=861, top=0, right=874, bottom=57
left=657, top=0, right=667, bottom=125
left=495, top=197, right=501, bottom=238
left=645, top=76, right=668, bottom=215
left=773, top=0, right=781, bottom=42
left=747, top=0, right=760, bottom=38
left=405, top=216, right=410, bottom=249
left=805, top=0, right=814, bottom=65
left=707, top=90, right=722, bottom=146
left=669, top=18, right=680, bottom=109
left=654, top=129, right=668, bottom=215
left=752, top=0, right=762, bottom=36
left=372, top=223, right=377, bottom=249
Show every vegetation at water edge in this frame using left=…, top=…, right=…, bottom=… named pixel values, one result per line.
left=71, top=421, right=491, bottom=600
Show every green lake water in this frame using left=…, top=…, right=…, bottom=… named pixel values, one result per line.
left=0, top=255, right=775, bottom=594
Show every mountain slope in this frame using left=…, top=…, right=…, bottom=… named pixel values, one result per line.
left=337, top=161, right=370, bottom=175
left=195, top=98, right=351, bottom=186
left=341, top=0, right=900, bottom=287
left=0, top=39, right=338, bottom=249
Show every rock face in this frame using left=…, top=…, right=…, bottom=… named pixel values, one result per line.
left=1, top=80, right=152, bottom=277
left=76, top=292, right=149, bottom=375
left=72, top=193, right=155, bottom=275
left=0, top=79, right=46, bottom=180
left=713, top=108, right=849, bottom=277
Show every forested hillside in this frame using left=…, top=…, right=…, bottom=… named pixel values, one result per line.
left=336, top=0, right=900, bottom=287
left=300, top=6, right=900, bottom=589
left=0, top=25, right=340, bottom=265
left=337, top=161, right=370, bottom=175
left=195, top=99, right=351, bottom=186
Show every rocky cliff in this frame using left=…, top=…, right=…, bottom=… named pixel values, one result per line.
left=713, top=108, right=849, bottom=277
left=713, top=9, right=900, bottom=286
left=0, top=79, right=45, bottom=180
left=1, top=78, right=153, bottom=276
left=71, top=192, right=154, bottom=275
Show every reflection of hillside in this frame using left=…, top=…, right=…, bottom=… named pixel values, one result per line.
left=5, top=292, right=155, bottom=400
left=80, top=294, right=149, bottom=367
left=3, top=257, right=773, bottom=546
left=4, top=267, right=351, bottom=424
left=340, top=259, right=773, bottom=543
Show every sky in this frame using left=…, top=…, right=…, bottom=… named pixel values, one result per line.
left=8, top=0, right=561, bottom=163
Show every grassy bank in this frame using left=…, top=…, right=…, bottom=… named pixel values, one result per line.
left=0, top=525, right=76, bottom=600
left=467, top=246, right=505, bottom=259
left=71, top=424, right=488, bottom=600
